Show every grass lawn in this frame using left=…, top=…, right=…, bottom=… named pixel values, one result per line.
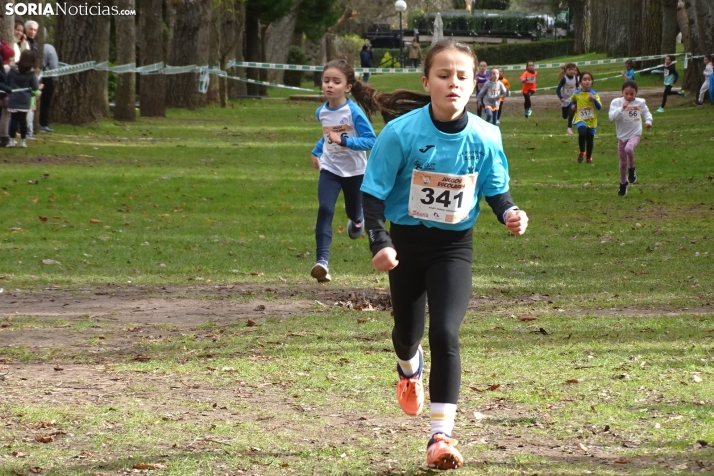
left=0, top=61, right=713, bottom=475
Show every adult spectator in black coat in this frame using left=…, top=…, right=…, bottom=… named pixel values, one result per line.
left=360, top=44, right=373, bottom=82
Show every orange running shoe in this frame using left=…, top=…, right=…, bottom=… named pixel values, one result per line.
left=426, top=433, right=464, bottom=470
left=396, top=346, right=424, bottom=416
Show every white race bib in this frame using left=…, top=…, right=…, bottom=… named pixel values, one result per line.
left=322, top=124, right=353, bottom=153
left=409, top=171, right=477, bottom=224
left=526, top=75, right=536, bottom=83
left=562, top=87, right=575, bottom=97
left=578, top=107, right=594, bottom=121
left=663, top=68, right=670, bottom=77
left=489, top=87, right=501, bottom=99
left=624, top=106, right=641, bottom=122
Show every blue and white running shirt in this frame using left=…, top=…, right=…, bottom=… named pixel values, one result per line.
left=311, top=99, right=376, bottom=177
left=361, top=104, right=510, bottom=231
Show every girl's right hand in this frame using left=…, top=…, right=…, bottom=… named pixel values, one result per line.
left=372, top=247, right=398, bottom=272
left=311, top=154, right=320, bottom=170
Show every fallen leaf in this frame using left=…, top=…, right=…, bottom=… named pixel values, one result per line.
left=473, top=411, right=489, bottom=420
left=487, top=384, right=501, bottom=391
left=42, top=259, right=61, bottom=265
left=38, top=216, right=48, bottom=222
left=614, top=459, right=630, bottom=464
left=566, top=378, right=580, bottom=384
left=89, top=219, right=102, bottom=224
left=518, top=315, right=538, bottom=321
left=35, top=435, right=54, bottom=443
left=246, top=319, right=257, bottom=327
left=693, top=375, right=703, bottom=383
left=53, top=365, right=63, bottom=371
left=132, top=462, right=166, bottom=470
left=578, top=443, right=588, bottom=452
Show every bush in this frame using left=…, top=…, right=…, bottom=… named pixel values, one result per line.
left=409, top=11, right=546, bottom=36
left=372, top=48, right=401, bottom=68
left=473, top=0, right=510, bottom=9
left=284, top=46, right=308, bottom=87
left=334, top=34, right=367, bottom=67
left=472, top=39, right=575, bottom=66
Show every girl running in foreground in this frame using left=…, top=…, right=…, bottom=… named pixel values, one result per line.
left=360, top=38, right=529, bottom=470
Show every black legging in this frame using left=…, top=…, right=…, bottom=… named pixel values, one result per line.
left=661, top=85, right=679, bottom=108
left=40, top=77, right=54, bottom=127
left=388, top=223, right=473, bottom=405
left=9, top=111, right=28, bottom=139
left=578, top=125, right=594, bottom=158
left=497, top=103, right=504, bottom=120
left=562, top=106, right=575, bottom=127
left=523, top=91, right=534, bottom=110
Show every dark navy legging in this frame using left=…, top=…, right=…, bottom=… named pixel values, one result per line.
left=388, top=223, right=473, bottom=405
left=315, top=170, right=363, bottom=262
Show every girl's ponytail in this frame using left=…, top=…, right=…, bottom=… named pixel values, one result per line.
left=351, top=81, right=430, bottom=123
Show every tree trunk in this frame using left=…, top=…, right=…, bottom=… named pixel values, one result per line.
left=589, top=0, right=608, bottom=53
left=570, top=0, right=591, bottom=54
left=0, top=2, right=13, bottom=42
left=258, top=24, right=268, bottom=95
left=244, top=15, right=261, bottom=96
left=140, top=0, right=165, bottom=117
left=634, top=0, right=661, bottom=56
left=677, top=0, right=689, bottom=47
left=661, top=0, right=679, bottom=54
left=228, top=0, right=247, bottom=99
left=629, top=0, right=644, bottom=57
left=114, top=0, right=137, bottom=121
left=604, top=0, right=629, bottom=58
left=166, top=0, right=212, bottom=109
left=52, top=2, right=105, bottom=124
left=92, top=14, right=111, bottom=118
left=218, top=0, right=238, bottom=106
left=682, top=0, right=702, bottom=92
left=207, top=4, right=221, bottom=104
left=264, top=0, right=302, bottom=84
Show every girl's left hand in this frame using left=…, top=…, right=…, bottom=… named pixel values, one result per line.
left=505, top=209, right=528, bottom=236
left=588, top=93, right=595, bottom=101
left=645, top=123, right=652, bottom=129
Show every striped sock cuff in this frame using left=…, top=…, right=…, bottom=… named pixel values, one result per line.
left=430, top=402, right=457, bottom=437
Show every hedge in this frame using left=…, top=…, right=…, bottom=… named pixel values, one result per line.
left=472, top=39, right=575, bottom=66
left=409, top=11, right=546, bottom=36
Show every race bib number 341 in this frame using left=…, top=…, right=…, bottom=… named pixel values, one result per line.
left=409, top=170, right=477, bottom=224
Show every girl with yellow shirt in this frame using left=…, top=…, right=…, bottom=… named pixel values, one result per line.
left=569, top=71, right=601, bottom=164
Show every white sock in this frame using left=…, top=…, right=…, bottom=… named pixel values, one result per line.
left=397, top=349, right=421, bottom=377
left=430, top=403, right=457, bottom=437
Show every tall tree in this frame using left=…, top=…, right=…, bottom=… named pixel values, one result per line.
left=569, top=0, right=591, bottom=54
left=682, top=0, right=713, bottom=92
left=94, top=14, right=111, bottom=118
left=114, top=0, right=136, bottom=121
left=139, top=0, right=165, bottom=117
left=661, top=0, right=679, bottom=55
left=52, top=1, right=105, bottom=124
left=0, top=1, right=14, bottom=42
left=228, top=0, right=247, bottom=99
left=166, top=0, right=212, bottom=109
left=244, top=0, right=292, bottom=96
left=208, top=0, right=223, bottom=104
left=265, top=0, right=303, bottom=84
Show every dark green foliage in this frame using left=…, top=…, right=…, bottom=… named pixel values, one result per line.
left=452, top=0, right=467, bottom=8
left=296, top=0, right=342, bottom=41
left=245, top=0, right=293, bottom=24
left=284, top=46, right=308, bottom=87
left=472, top=0, right=510, bottom=10
left=472, top=39, right=574, bottom=65
left=409, top=11, right=546, bottom=36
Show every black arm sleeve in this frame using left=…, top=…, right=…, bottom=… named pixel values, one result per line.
left=485, top=191, right=517, bottom=225
left=362, top=192, right=394, bottom=256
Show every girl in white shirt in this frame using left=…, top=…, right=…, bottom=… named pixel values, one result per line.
left=694, top=54, right=713, bottom=106
left=609, top=80, right=653, bottom=197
